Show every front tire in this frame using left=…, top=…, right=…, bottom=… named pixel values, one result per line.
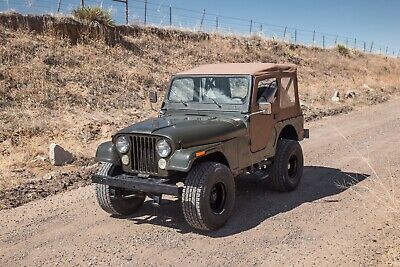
left=95, top=163, right=146, bottom=216
left=182, top=162, right=235, bottom=231
left=267, top=139, right=304, bottom=192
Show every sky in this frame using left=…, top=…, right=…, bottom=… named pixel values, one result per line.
left=1, top=0, right=399, bottom=55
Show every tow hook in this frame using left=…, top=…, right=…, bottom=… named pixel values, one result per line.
left=148, top=194, right=163, bottom=206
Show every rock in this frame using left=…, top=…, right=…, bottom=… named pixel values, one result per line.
left=49, top=143, right=74, bottom=166
left=331, top=91, right=340, bottom=102
left=345, top=91, right=356, bottom=98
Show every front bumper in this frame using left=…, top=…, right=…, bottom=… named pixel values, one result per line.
left=92, top=174, right=182, bottom=196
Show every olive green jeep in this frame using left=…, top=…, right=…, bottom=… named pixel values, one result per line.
left=92, top=63, right=309, bottom=231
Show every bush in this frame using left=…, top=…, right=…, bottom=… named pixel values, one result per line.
left=73, top=6, right=114, bottom=27
left=337, top=44, right=350, bottom=56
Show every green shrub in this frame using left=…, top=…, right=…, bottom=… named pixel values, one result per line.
left=73, top=6, right=114, bottom=27
left=337, top=44, right=350, bottom=56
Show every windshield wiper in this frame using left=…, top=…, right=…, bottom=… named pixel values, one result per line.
left=170, top=90, right=188, bottom=106
left=203, top=95, right=222, bottom=108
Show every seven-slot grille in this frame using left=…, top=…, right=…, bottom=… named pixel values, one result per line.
left=130, top=135, right=158, bottom=174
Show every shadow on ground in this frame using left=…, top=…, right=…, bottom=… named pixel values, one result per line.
left=117, top=166, right=369, bottom=237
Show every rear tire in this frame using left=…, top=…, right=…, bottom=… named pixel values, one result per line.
left=95, top=163, right=146, bottom=216
left=267, top=139, right=304, bottom=192
left=182, top=162, right=235, bottom=231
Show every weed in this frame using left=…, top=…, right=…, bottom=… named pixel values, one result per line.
left=337, top=44, right=350, bottom=56
left=72, top=6, right=114, bottom=27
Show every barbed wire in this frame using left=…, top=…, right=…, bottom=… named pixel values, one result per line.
left=0, top=0, right=398, bottom=56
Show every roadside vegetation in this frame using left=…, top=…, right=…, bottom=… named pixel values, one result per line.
left=337, top=44, right=350, bottom=56
left=72, top=6, right=114, bottom=26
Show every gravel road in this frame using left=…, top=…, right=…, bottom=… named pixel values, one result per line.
left=1, top=99, right=399, bottom=266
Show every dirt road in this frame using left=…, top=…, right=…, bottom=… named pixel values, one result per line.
left=1, top=99, right=399, bottom=266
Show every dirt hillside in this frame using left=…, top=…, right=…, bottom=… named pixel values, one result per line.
left=0, top=13, right=399, bottom=209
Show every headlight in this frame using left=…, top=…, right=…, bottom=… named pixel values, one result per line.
left=156, top=139, right=171, bottom=157
left=115, top=136, right=130, bottom=154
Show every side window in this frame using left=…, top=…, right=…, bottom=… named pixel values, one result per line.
left=280, top=76, right=296, bottom=108
left=256, top=78, right=278, bottom=103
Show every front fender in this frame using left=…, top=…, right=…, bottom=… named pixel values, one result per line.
left=94, top=141, right=121, bottom=166
left=166, top=143, right=222, bottom=172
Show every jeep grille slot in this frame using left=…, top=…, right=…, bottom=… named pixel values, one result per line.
left=131, top=135, right=158, bottom=174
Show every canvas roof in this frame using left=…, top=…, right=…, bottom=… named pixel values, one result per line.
left=176, top=63, right=297, bottom=75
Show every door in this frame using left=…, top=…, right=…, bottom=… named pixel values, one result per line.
left=249, top=76, right=278, bottom=152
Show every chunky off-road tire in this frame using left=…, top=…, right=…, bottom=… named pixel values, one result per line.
left=95, top=163, right=146, bottom=216
left=182, top=161, right=235, bottom=231
left=267, top=139, right=304, bottom=192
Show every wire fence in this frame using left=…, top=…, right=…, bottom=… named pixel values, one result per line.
left=1, top=0, right=399, bottom=57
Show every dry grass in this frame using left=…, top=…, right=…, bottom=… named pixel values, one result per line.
left=333, top=126, right=399, bottom=216
left=0, top=15, right=399, bottom=190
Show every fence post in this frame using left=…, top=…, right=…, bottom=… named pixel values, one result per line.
left=216, top=16, right=218, bottom=31
left=81, top=0, right=84, bottom=7
left=125, top=0, right=129, bottom=25
left=284, top=26, right=287, bottom=39
left=312, top=30, right=315, bottom=45
left=169, top=6, right=172, bottom=26
left=57, top=0, right=61, bottom=12
left=144, top=0, right=147, bottom=25
left=370, top=42, right=374, bottom=53
left=250, top=20, right=252, bottom=34
left=199, top=9, right=205, bottom=30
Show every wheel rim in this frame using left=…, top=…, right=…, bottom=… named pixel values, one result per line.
left=287, top=154, right=298, bottom=180
left=209, top=182, right=226, bottom=214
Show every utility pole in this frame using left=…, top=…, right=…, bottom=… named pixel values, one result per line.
left=334, top=35, right=338, bottom=45
left=215, top=16, right=219, bottom=31
left=57, top=0, right=61, bottom=12
left=284, top=26, right=287, bottom=39
left=370, top=42, right=374, bottom=53
left=81, top=0, right=84, bottom=8
left=294, top=29, right=297, bottom=43
left=249, top=20, right=252, bottom=34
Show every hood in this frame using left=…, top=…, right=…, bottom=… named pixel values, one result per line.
left=117, top=115, right=247, bottom=148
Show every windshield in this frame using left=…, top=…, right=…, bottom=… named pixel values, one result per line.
left=167, top=76, right=250, bottom=106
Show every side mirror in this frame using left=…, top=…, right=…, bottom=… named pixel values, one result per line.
left=149, top=91, right=158, bottom=103
left=258, top=102, right=272, bottom=115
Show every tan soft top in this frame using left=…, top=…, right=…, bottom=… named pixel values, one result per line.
left=176, top=63, right=297, bottom=76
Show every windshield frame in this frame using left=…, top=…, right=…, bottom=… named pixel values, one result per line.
left=163, top=74, right=252, bottom=112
